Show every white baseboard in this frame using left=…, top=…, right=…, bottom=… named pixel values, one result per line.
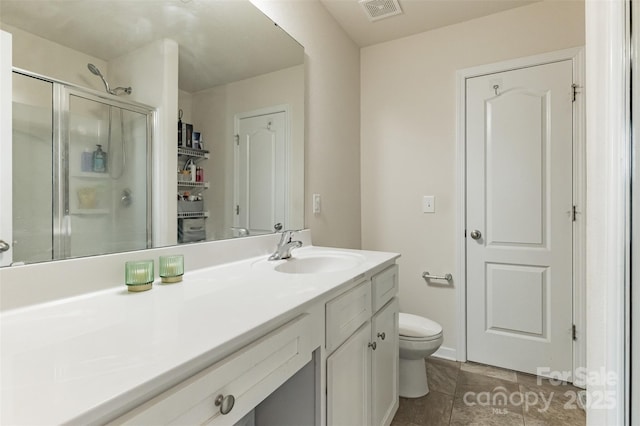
left=432, top=346, right=457, bottom=361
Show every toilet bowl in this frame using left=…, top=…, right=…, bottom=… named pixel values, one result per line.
left=398, top=313, right=443, bottom=398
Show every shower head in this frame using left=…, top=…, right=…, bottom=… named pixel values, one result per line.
left=87, top=63, right=102, bottom=77
left=87, top=63, right=110, bottom=93
left=87, top=63, right=132, bottom=96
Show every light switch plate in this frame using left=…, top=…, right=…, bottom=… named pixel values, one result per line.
left=313, top=194, right=321, bottom=214
left=422, top=195, right=435, bottom=213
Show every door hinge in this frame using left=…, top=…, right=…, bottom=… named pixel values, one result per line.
left=234, top=134, right=239, bottom=146
left=571, top=84, right=579, bottom=102
left=572, top=324, right=577, bottom=340
left=235, top=205, right=240, bottom=215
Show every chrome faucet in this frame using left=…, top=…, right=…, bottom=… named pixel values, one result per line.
left=268, top=230, right=302, bottom=261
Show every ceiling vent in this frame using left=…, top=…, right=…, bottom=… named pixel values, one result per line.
left=358, top=0, right=403, bottom=22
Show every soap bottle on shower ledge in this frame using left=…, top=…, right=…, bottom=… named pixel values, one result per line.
left=92, top=144, right=107, bottom=173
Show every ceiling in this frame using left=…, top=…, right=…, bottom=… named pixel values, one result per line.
left=319, top=0, right=540, bottom=47
left=0, top=0, right=303, bottom=93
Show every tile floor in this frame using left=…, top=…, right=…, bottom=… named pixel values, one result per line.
left=391, top=357, right=586, bottom=426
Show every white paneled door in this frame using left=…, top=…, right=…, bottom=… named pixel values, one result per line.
left=235, top=110, right=287, bottom=236
left=466, top=60, right=574, bottom=375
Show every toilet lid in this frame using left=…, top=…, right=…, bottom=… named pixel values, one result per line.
left=399, top=313, right=443, bottom=338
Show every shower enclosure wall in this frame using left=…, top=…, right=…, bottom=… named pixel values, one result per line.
left=12, top=70, right=153, bottom=264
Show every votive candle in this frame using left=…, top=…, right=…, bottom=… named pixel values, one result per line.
left=159, top=255, right=184, bottom=283
left=125, top=260, right=154, bottom=292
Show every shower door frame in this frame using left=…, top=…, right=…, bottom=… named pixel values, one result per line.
left=13, top=68, right=155, bottom=261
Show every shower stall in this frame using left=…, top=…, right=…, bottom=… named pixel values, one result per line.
left=11, top=69, right=154, bottom=264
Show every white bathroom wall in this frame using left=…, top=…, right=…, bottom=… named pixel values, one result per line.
left=251, top=0, right=362, bottom=249
left=188, top=65, right=304, bottom=240
left=109, top=39, right=180, bottom=248
left=178, top=90, right=193, bottom=123
left=2, top=23, right=106, bottom=92
left=360, top=0, right=585, bottom=354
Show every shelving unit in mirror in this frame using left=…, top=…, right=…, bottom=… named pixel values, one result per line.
left=178, top=146, right=209, bottom=243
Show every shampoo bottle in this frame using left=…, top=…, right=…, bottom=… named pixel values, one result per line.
left=81, top=148, right=93, bottom=172
left=93, top=144, right=107, bottom=173
left=189, top=161, right=197, bottom=183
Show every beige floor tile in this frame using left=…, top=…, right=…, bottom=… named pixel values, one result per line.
left=450, top=394, right=524, bottom=426
left=518, top=380, right=583, bottom=408
left=393, top=397, right=419, bottom=424
left=521, top=389, right=586, bottom=426
left=427, top=356, right=461, bottom=370
left=426, top=358, right=460, bottom=396
left=412, top=391, right=455, bottom=426
left=456, top=370, right=520, bottom=396
left=461, top=362, right=518, bottom=383
left=392, top=361, right=585, bottom=426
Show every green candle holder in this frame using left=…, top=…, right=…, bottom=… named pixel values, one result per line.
left=159, top=255, right=184, bottom=283
left=125, top=260, right=154, bottom=292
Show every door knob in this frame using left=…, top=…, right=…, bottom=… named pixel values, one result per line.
left=368, top=342, right=377, bottom=350
left=470, top=230, right=482, bottom=240
left=377, top=332, right=386, bottom=340
left=0, top=240, right=9, bottom=253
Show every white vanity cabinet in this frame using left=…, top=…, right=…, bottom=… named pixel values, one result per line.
left=110, top=315, right=312, bottom=426
left=326, top=264, right=399, bottom=426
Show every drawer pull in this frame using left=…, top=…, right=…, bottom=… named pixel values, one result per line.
left=368, top=341, right=377, bottom=351
left=215, top=394, right=235, bottom=415
left=377, top=332, right=386, bottom=340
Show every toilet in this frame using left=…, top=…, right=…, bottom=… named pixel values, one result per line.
left=398, top=313, right=444, bottom=398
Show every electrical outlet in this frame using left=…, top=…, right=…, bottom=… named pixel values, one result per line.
left=422, top=195, right=435, bottom=213
left=313, top=194, right=321, bottom=214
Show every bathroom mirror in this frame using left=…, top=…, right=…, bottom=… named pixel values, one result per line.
left=0, top=0, right=305, bottom=267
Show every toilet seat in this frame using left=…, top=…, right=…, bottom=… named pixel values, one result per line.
left=399, top=313, right=443, bottom=340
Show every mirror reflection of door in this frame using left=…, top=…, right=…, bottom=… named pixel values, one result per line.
left=234, top=107, right=288, bottom=237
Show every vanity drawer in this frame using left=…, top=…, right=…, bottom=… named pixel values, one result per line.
left=372, top=264, right=398, bottom=312
left=111, top=314, right=311, bottom=426
left=326, top=280, right=372, bottom=353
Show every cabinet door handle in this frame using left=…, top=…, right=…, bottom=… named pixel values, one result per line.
left=377, top=332, right=386, bottom=340
left=215, top=394, right=235, bottom=415
left=368, top=341, right=377, bottom=350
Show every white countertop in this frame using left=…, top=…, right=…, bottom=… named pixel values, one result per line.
left=0, top=246, right=398, bottom=425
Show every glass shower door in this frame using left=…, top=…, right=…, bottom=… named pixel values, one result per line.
left=67, top=91, right=151, bottom=258
left=10, top=70, right=153, bottom=265
left=12, top=72, right=54, bottom=264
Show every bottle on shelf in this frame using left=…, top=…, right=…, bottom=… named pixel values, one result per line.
left=178, top=111, right=183, bottom=147
left=81, top=148, right=93, bottom=172
left=189, top=161, right=196, bottom=183
left=92, top=144, right=107, bottom=173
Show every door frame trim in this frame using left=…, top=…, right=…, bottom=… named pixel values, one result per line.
left=454, top=47, right=586, bottom=382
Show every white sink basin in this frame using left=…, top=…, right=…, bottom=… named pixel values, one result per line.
left=275, top=253, right=364, bottom=274
left=249, top=250, right=363, bottom=274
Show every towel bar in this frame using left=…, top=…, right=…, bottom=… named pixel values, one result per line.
left=422, top=271, right=453, bottom=282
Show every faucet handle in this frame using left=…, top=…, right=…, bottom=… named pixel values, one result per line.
left=278, top=229, right=295, bottom=244
left=274, top=223, right=283, bottom=232
left=276, top=229, right=302, bottom=245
